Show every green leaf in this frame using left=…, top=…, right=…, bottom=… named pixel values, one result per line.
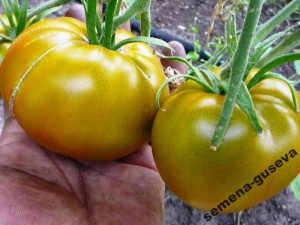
left=112, top=36, right=173, bottom=51
left=245, top=30, right=287, bottom=80
left=186, top=51, right=200, bottom=63
left=225, top=15, right=237, bottom=60
left=291, top=173, right=300, bottom=201
left=257, top=72, right=298, bottom=111
left=295, top=60, right=300, bottom=76
left=236, top=82, right=263, bottom=134
left=256, top=29, right=300, bottom=68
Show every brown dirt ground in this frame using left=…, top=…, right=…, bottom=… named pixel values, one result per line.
left=1, top=0, right=300, bottom=224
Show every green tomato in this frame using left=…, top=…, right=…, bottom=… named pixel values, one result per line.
left=0, top=17, right=169, bottom=160
left=152, top=72, right=300, bottom=214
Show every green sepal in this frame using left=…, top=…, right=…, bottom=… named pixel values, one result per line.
left=291, top=173, right=300, bottom=201
left=11, top=0, right=20, bottom=18
left=15, top=0, right=28, bottom=37
left=237, top=82, right=263, bottom=134
left=111, top=36, right=173, bottom=51
left=1, top=0, right=16, bottom=30
left=28, top=6, right=63, bottom=25
left=248, top=53, right=300, bottom=90
left=0, top=17, right=13, bottom=39
left=159, top=55, right=215, bottom=93
left=155, top=74, right=214, bottom=110
left=199, top=69, right=220, bottom=94
left=256, top=72, right=299, bottom=112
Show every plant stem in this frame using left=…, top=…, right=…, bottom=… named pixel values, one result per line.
left=86, top=0, right=100, bottom=45
left=115, top=0, right=123, bottom=16
left=140, top=10, right=151, bottom=37
left=102, top=0, right=118, bottom=49
left=113, top=0, right=151, bottom=32
left=210, top=0, right=265, bottom=151
left=252, top=0, right=300, bottom=46
left=27, top=0, right=72, bottom=19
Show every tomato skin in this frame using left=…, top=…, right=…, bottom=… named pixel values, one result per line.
left=0, top=17, right=169, bottom=160
left=152, top=76, right=300, bottom=213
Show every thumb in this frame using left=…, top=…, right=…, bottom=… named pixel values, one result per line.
left=160, top=41, right=187, bottom=74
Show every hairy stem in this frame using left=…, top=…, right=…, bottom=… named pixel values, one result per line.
left=210, top=0, right=265, bottom=150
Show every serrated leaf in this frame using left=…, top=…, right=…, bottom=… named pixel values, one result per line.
left=291, top=173, right=300, bottom=201
left=237, top=82, right=263, bottom=133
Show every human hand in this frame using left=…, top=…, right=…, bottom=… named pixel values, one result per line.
left=0, top=4, right=187, bottom=225
left=0, top=108, right=165, bottom=225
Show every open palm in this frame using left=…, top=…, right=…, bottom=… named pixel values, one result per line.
left=0, top=111, right=165, bottom=225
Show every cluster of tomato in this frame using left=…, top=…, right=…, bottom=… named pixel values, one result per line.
left=0, top=5, right=299, bottom=214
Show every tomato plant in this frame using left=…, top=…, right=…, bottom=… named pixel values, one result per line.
left=0, top=0, right=169, bottom=160
left=152, top=75, right=300, bottom=213
left=152, top=0, right=300, bottom=214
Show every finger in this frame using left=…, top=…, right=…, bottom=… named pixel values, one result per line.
left=0, top=105, right=27, bottom=143
left=117, top=144, right=157, bottom=171
left=160, top=41, right=187, bottom=74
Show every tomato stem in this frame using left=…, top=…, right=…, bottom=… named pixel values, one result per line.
left=113, top=0, right=151, bottom=33
left=140, top=10, right=151, bottom=37
left=85, top=0, right=100, bottom=45
left=252, top=0, right=300, bottom=46
left=210, top=0, right=265, bottom=151
left=102, top=0, right=118, bottom=49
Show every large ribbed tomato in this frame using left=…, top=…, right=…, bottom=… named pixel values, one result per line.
left=152, top=72, right=300, bottom=217
left=0, top=17, right=169, bottom=160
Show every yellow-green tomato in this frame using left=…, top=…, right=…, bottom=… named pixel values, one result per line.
left=152, top=76, right=300, bottom=216
left=0, top=17, right=169, bottom=160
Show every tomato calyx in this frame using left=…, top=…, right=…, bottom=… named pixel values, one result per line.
left=81, top=0, right=171, bottom=52
left=0, top=0, right=72, bottom=42
left=156, top=0, right=300, bottom=151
